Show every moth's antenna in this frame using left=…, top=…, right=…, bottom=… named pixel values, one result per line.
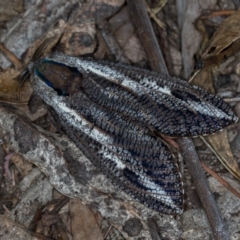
left=31, top=37, right=55, bottom=62
left=16, top=38, right=54, bottom=105
left=18, top=69, right=30, bottom=104
left=17, top=16, right=67, bottom=104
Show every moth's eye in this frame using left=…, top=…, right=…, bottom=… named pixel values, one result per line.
left=34, top=59, right=83, bottom=96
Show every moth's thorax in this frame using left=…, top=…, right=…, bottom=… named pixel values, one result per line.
left=33, top=58, right=83, bottom=96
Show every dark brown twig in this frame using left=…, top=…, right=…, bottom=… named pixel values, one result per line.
left=178, top=138, right=228, bottom=240
left=127, top=1, right=228, bottom=239
left=127, top=0, right=168, bottom=74
left=50, top=196, right=69, bottom=214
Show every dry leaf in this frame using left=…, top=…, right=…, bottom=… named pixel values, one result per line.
left=198, top=10, right=240, bottom=69
left=69, top=199, right=104, bottom=240
left=189, top=68, right=215, bottom=93
left=201, top=131, right=240, bottom=181
left=145, top=0, right=167, bottom=28
left=0, top=0, right=24, bottom=22
left=191, top=11, right=240, bottom=88
left=0, top=19, right=67, bottom=106
left=200, top=38, right=240, bottom=69
left=11, top=154, right=33, bottom=177
left=0, top=69, right=32, bottom=104
left=202, top=9, right=240, bottom=59
left=190, top=10, right=240, bottom=181
left=180, top=0, right=217, bottom=79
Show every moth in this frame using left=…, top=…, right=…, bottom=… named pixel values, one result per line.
left=28, top=52, right=237, bottom=215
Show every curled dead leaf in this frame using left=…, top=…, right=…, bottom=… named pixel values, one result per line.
left=200, top=131, right=240, bottom=181
left=202, top=9, right=240, bottom=59
left=0, top=69, right=32, bottom=104
left=190, top=10, right=240, bottom=182
left=69, top=199, right=103, bottom=240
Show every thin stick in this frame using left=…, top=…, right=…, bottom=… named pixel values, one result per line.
left=127, top=0, right=168, bottom=74
left=98, top=20, right=130, bottom=64
left=224, top=97, right=240, bottom=102
left=0, top=43, right=22, bottom=69
left=200, top=10, right=235, bottom=19
left=127, top=1, right=229, bottom=239
left=103, top=224, right=113, bottom=239
left=179, top=138, right=228, bottom=240
left=201, top=161, right=240, bottom=199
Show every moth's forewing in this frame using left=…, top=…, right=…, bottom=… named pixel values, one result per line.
left=32, top=70, right=184, bottom=214
left=42, top=52, right=237, bottom=137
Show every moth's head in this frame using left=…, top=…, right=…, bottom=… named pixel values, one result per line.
left=20, top=37, right=84, bottom=98
left=32, top=57, right=83, bottom=96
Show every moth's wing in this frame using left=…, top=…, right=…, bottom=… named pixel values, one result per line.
left=66, top=129, right=184, bottom=214
left=114, top=63, right=238, bottom=134
left=79, top=69, right=237, bottom=137
left=45, top=53, right=237, bottom=137
left=59, top=93, right=183, bottom=214
left=32, top=61, right=184, bottom=214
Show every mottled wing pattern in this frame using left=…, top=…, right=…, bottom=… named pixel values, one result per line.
left=32, top=79, right=184, bottom=214
left=31, top=52, right=237, bottom=214
left=45, top=53, right=237, bottom=137
left=65, top=93, right=183, bottom=214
